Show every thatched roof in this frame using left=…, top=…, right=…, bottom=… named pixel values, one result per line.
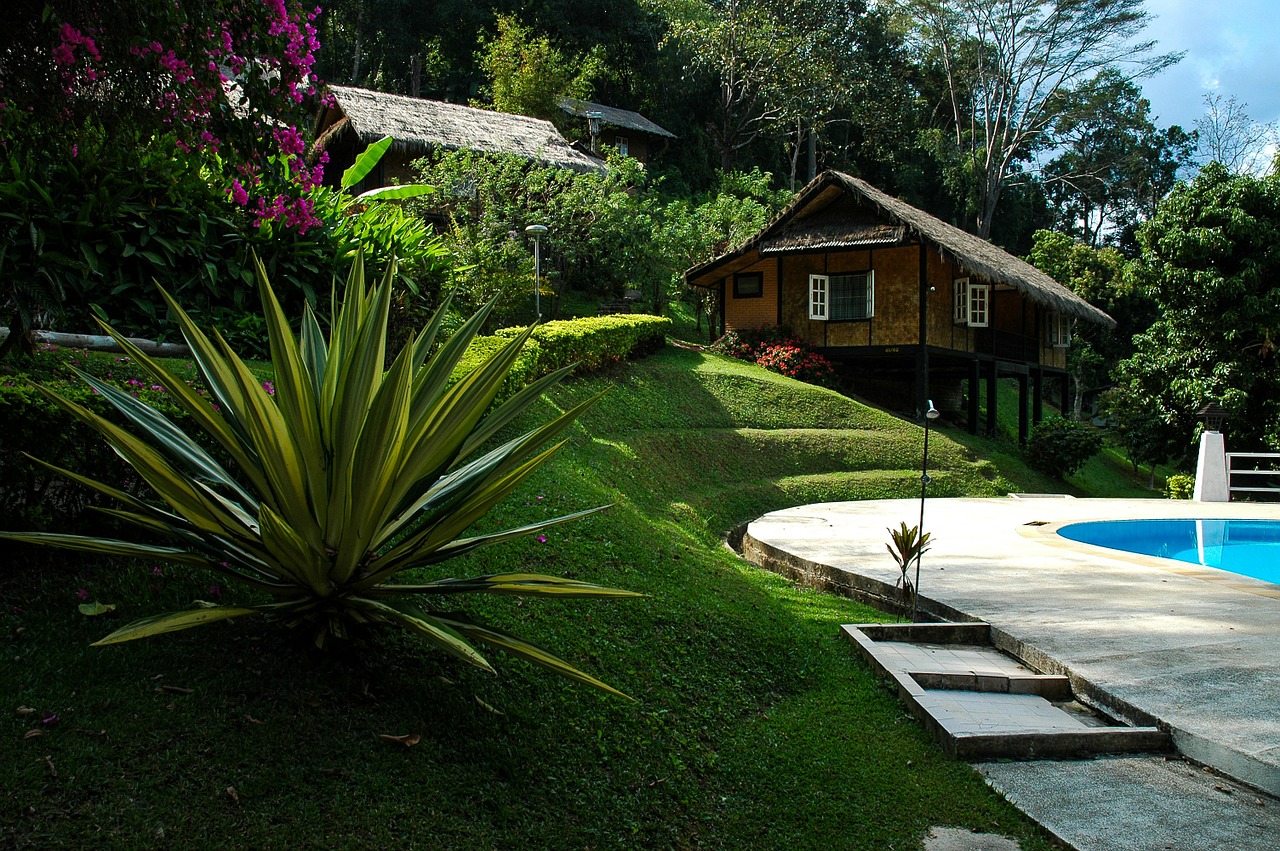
left=558, top=97, right=676, bottom=138
left=316, top=85, right=606, bottom=174
left=686, top=171, right=1115, bottom=329
left=762, top=201, right=906, bottom=252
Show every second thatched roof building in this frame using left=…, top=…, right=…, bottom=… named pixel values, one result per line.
left=312, top=85, right=606, bottom=190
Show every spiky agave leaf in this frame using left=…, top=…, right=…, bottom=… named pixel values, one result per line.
left=0, top=251, right=639, bottom=696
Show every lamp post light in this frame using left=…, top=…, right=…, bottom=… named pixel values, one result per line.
left=913, top=399, right=941, bottom=623
left=525, top=224, right=548, bottom=319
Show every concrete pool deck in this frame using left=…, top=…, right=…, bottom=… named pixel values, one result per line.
left=741, top=498, right=1280, bottom=798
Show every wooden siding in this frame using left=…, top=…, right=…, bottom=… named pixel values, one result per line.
left=600, top=130, right=657, bottom=163
left=720, top=243, right=1071, bottom=369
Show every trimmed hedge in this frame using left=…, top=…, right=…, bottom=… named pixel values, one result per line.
left=494, top=314, right=671, bottom=375
left=452, top=314, right=669, bottom=403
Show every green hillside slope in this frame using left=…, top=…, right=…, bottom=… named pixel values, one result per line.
left=1, top=346, right=1061, bottom=849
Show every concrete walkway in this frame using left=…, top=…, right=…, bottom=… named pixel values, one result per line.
left=742, top=498, right=1280, bottom=845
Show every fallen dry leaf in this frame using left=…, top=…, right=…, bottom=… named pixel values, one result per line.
left=475, top=697, right=504, bottom=716
left=159, top=685, right=194, bottom=695
left=244, top=714, right=263, bottom=725
left=43, top=756, right=56, bottom=777
left=1213, top=784, right=1233, bottom=795
left=23, top=729, right=44, bottom=739
left=226, top=786, right=239, bottom=803
left=377, top=733, right=421, bottom=747
left=16, top=706, right=34, bottom=716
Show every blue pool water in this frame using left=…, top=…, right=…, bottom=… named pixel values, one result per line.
left=1057, top=519, right=1280, bottom=586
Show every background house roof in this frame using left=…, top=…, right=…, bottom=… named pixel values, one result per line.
left=316, top=85, right=606, bottom=173
left=558, top=97, right=676, bottom=138
left=686, top=171, right=1116, bottom=329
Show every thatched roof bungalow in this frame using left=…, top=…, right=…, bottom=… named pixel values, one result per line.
left=685, top=171, right=1115, bottom=440
left=313, top=85, right=606, bottom=189
left=557, top=97, right=675, bottom=163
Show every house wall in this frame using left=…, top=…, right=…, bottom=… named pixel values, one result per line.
left=777, top=247, right=923, bottom=346
left=720, top=258, right=779, bottom=330
left=718, top=246, right=1075, bottom=370
left=600, top=130, right=655, bottom=163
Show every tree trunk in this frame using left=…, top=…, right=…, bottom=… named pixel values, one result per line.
left=807, top=119, right=817, bottom=182
left=787, top=119, right=801, bottom=190
left=350, top=8, right=362, bottom=83
left=0, top=327, right=190, bottom=357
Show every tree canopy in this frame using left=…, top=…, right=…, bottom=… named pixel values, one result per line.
left=1117, top=164, right=1280, bottom=453
left=896, top=0, right=1181, bottom=238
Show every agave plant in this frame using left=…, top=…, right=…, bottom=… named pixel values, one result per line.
left=2, top=253, right=640, bottom=696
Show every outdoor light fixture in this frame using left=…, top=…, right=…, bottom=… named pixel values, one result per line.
left=525, top=224, right=548, bottom=319
left=914, top=400, right=941, bottom=623
left=1197, top=402, right=1228, bottom=434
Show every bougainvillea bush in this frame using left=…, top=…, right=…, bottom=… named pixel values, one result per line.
left=0, top=1, right=348, bottom=353
left=712, top=325, right=839, bottom=389
left=2, top=0, right=328, bottom=222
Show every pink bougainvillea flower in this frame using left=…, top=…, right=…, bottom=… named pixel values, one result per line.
left=536, top=535, right=548, bottom=543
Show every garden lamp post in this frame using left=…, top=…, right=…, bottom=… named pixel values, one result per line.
left=525, top=224, right=548, bottom=319
left=914, top=400, right=941, bottom=622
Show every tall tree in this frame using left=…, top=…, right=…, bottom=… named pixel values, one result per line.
left=896, top=0, right=1180, bottom=238
left=475, top=14, right=602, bottom=126
left=1115, top=163, right=1280, bottom=456
left=655, top=0, right=857, bottom=171
left=1042, top=69, right=1195, bottom=247
left=1027, top=229, right=1153, bottom=418
left=1195, top=92, right=1279, bottom=177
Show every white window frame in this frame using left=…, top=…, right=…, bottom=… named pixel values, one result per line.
left=1048, top=312, right=1072, bottom=347
left=809, top=274, right=828, bottom=319
left=953, top=277, right=969, bottom=324
left=967, top=282, right=989, bottom=328
left=616, top=136, right=630, bottom=157
left=810, top=271, right=875, bottom=321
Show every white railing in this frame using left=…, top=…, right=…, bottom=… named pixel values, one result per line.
left=1226, top=452, right=1280, bottom=501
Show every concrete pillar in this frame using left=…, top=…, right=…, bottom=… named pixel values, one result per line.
left=1193, top=431, right=1230, bottom=502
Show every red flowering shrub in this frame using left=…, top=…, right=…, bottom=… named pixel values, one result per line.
left=712, top=325, right=839, bottom=388
left=754, top=342, right=839, bottom=388
left=711, top=325, right=794, bottom=360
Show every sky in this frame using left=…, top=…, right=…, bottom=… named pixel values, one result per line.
left=1139, top=0, right=1280, bottom=132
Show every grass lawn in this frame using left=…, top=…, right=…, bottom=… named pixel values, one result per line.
left=1, top=345, right=1116, bottom=848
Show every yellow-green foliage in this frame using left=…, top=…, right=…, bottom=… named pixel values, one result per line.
left=1166, top=473, right=1195, bottom=499
left=495, top=314, right=671, bottom=374
left=452, top=313, right=670, bottom=404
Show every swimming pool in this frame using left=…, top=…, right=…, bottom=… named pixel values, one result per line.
left=1057, top=519, right=1280, bottom=586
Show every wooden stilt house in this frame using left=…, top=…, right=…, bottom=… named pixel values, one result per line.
left=684, top=171, right=1115, bottom=440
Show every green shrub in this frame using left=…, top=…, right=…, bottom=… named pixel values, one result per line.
left=0, top=130, right=446, bottom=361
left=450, top=335, right=543, bottom=404
left=495, top=314, right=671, bottom=375
left=0, top=346, right=226, bottom=532
left=1025, top=416, right=1103, bottom=478
left=1166, top=473, right=1195, bottom=499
